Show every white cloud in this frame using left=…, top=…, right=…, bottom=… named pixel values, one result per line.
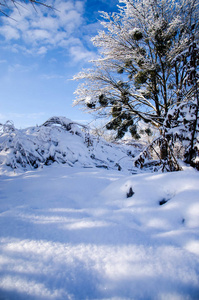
left=31, top=15, right=58, bottom=31
left=7, top=63, right=38, bottom=73
left=0, top=25, right=20, bottom=40
left=40, top=74, right=65, bottom=80
left=69, top=45, right=96, bottom=62
left=8, top=44, right=36, bottom=55
left=24, top=29, right=51, bottom=43
left=0, top=0, right=95, bottom=62
left=37, top=46, right=48, bottom=55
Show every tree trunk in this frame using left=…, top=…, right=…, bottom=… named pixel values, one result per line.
left=160, top=138, right=168, bottom=160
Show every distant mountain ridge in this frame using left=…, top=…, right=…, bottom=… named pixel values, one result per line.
left=0, top=116, right=141, bottom=173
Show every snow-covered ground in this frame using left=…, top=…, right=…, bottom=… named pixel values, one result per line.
left=0, top=117, right=141, bottom=173
left=0, top=163, right=199, bottom=300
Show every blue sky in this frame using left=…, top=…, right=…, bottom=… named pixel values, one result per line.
left=0, top=0, right=119, bottom=128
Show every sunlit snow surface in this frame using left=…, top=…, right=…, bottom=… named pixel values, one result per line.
left=0, top=165, right=199, bottom=300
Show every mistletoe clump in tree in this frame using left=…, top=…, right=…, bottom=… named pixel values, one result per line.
left=74, top=0, right=198, bottom=143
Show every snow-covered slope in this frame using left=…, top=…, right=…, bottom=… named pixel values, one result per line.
left=0, top=117, right=199, bottom=299
left=0, top=165, right=199, bottom=299
left=0, top=117, right=140, bottom=174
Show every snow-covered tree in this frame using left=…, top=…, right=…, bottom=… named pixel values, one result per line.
left=134, top=29, right=199, bottom=171
left=163, top=31, right=199, bottom=169
left=74, top=0, right=198, bottom=140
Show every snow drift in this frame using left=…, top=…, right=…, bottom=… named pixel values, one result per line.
left=0, top=117, right=140, bottom=173
left=0, top=165, right=199, bottom=299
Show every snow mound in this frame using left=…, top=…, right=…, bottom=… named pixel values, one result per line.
left=0, top=165, right=199, bottom=299
left=0, top=117, right=140, bottom=173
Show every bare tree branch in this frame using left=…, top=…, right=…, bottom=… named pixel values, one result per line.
left=0, top=0, right=53, bottom=16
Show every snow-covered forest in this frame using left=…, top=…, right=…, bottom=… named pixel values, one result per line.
left=0, top=0, right=199, bottom=299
